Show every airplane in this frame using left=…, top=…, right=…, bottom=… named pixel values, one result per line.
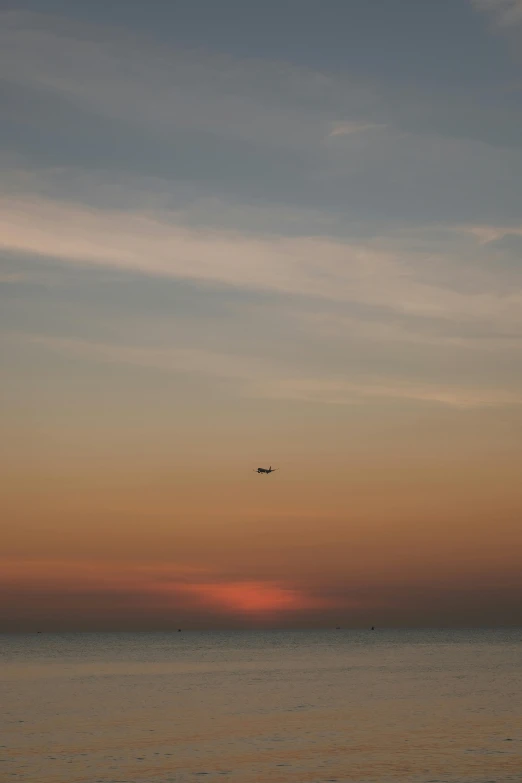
left=254, top=465, right=278, bottom=474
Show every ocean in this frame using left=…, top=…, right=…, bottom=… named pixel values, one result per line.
left=1, top=629, right=521, bottom=782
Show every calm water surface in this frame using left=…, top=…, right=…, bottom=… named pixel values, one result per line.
left=1, top=629, right=521, bottom=782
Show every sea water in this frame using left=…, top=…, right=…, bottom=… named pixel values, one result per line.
left=1, top=629, right=521, bottom=782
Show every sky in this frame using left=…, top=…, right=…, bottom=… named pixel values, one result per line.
left=1, top=0, right=522, bottom=631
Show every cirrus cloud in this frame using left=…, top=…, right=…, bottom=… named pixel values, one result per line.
left=471, top=0, right=522, bottom=27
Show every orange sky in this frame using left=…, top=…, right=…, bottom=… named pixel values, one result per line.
left=2, top=5, right=522, bottom=631
left=2, top=397, right=522, bottom=630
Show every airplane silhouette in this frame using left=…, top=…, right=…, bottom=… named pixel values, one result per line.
left=254, top=466, right=278, bottom=474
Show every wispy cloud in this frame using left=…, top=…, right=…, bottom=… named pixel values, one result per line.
left=2, top=11, right=522, bottom=421
left=329, top=121, right=387, bottom=138
left=3, top=9, right=522, bottom=168
left=471, top=0, right=522, bottom=26
left=3, top=194, right=522, bottom=330
left=8, top=333, right=521, bottom=409
left=0, top=11, right=356, bottom=152
left=0, top=5, right=521, bottom=264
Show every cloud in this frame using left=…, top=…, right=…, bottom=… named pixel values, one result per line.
left=2, top=194, right=522, bottom=330
left=0, top=10, right=353, bottom=152
left=460, top=223, right=522, bottom=244
left=329, top=121, right=387, bottom=137
left=471, top=0, right=522, bottom=26
left=1, top=8, right=522, bottom=249
left=8, top=332, right=522, bottom=409
left=2, top=11, right=522, bottom=423
left=3, top=10, right=522, bottom=166
left=292, top=308, right=522, bottom=353
left=4, top=183, right=522, bottom=415
left=3, top=188, right=522, bottom=409
left=0, top=271, right=38, bottom=284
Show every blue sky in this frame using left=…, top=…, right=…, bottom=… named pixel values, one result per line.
left=2, top=0, right=522, bottom=415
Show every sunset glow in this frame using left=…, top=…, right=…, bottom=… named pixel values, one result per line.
left=173, top=582, right=326, bottom=615
left=2, top=2, right=522, bottom=631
